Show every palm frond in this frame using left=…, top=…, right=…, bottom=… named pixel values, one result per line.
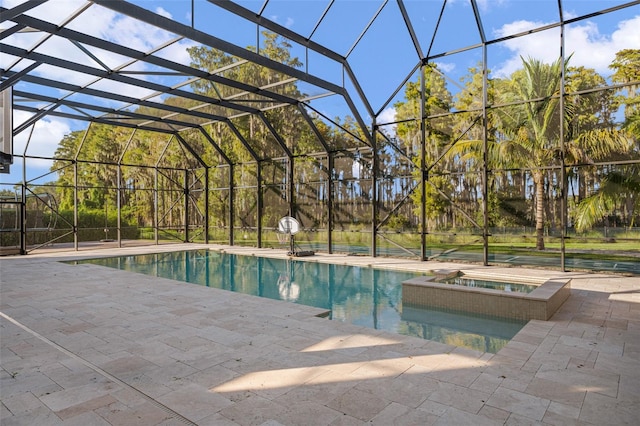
left=574, top=166, right=640, bottom=231
left=574, top=190, right=617, bottom=231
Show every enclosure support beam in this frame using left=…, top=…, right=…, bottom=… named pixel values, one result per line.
left=257, top=163, right=263, bottom=248
left=481, top=45, right=489, bottom=266
left=73, top=160, right=78, bottom=251
left=559, top=13, right=567, bottom=272
left=204, top=167, right=209, bottom=244
left=154, top=168, right=159, bottom=245
left=184, top=169, right=189, bottom=243
left=327, top=153, right=334, bottom=254
left=297, top=104, right=333, bottom=253
left=288, top=157, right=295, bottom=219
left=116, top=130, right=137, bottom=248
left=229, top=163, right=234, bottom=246
left=198, top=127, right=233, bottom=246
left=420, top=64, right=427, bottom=261
left=371, top=119, right=378, bottom=257
left=20, top=159, right=26, bottom=255
left=117, top=165, right=122, bottom=247
left=72, top=124, right=92, bottom=251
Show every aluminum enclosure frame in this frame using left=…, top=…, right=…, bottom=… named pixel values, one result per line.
left=1, top=0, right=639, bottom=273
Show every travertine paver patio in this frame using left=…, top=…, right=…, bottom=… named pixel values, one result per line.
left=1, top=243, right=639, bottom=425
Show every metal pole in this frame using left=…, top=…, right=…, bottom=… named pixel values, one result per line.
left=257, top=163, right=263, bottom=247
left=154, top=167, right=159, bottom=244
left=73, top=160, right=78, bottom=250
left=229, top=163, right=234, bottom=245
left=288, top=156, right=295, bottom=253
left=73, top=124, right=91, bottom=251
left=184, top=168, right=189, bottom=243
left=327, top=153, right=334, bottom=254
left=19, top=122, right=35, bottom=255
left=559, top=13, right=567, bottom=272
left=482, top=46, right=489, bottom=266
left=204, top=167, right=209, bottom=244
left=420, top=64, right=427, bottom=261
left=116, top=129, right=136, bottom=248
left=117, top=165, right=122, bottom=247
left=20, top=157, right=26, bottom=255
left=371, top=119, right=378, bottom=257
left=288, top=156, right=295, bottom=218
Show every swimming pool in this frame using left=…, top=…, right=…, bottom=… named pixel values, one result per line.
left=69, top=249, right=527, bottom=353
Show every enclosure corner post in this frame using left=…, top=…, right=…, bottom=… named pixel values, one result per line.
left=288, top=154, right=295, bottom=219
left=482, top=45, right=489, bottom=266
left=20, top=182, right=26, bottom=255
left=371, top=119, right=378, bottom=258
left=420, top=64, right=427, bottom=261
left=73, top=160, right=78, bottom=251
left=117, top=164, right=122, bottom=248
left=229, top=163, right=234, bottom=246
left=559, top=21, right=567, bottom=273
left=204, top=166, right=209, bottom=245
left=183, top=169, right=189, bottom=243
left=257, top=162, right=263, bottom=248
left=154, top=167, right=159, bottom=245
left=327, top=153, right=334, bottom=254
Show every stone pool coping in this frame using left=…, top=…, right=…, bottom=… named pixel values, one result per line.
left=402, top=269, right=571, bottom=321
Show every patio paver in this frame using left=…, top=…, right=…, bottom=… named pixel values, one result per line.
left=1, top=243, right=639, bottom=425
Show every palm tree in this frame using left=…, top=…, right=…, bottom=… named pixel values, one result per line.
left=573, top=49, right=640, bottom=232
left=448, top=56, right=631, bottom=250
left=491, top=57, right=566, bottom=250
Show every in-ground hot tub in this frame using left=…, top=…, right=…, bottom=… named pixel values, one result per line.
left=402, top=270, right=571, bottom=321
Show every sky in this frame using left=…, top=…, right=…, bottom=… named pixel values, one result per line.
left=1, top=0, right=639, bottom=186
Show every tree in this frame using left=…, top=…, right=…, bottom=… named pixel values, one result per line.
left=394, top=64, right=455, bottom=230
left=493, top=56, right=631, bottom=249
left=610, top=49, right=640, bottom=122
left=449, top=62, right=507, bottom=229
left=574, top=165, right=640, bottom=230
left=573, top=49, right=640, bottom=231
left=492, top=57, right=567, bottom=250
left=188, top=32, right=338, bottom=234
left=440, top=55, right=631, bottom=249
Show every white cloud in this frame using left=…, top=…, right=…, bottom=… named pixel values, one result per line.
left=3, top=1, right=201, bottom=119
left=8, top=110, right=71, bottom=181
left=155, top=7, right=172, bottom=19
left=268, top=14, right=295, bottom=29
left=378, top=107, right=396, bottom=125
left=3, top=0, right=193, bottom=100
left=13, top=110, right=70, bottom=158
left=153, top=39, right=198, bottom=68
left=434, top=62, right=456, bottom=74
left=70, top=4, right=176, bottom=53
left=378, top=107, right=397, bottom=138
left=475, top=0, right=508, bottom=12
left=285, top=17, right=294, bottom=29
left=4, top=0, right=88, bottom=27
left=493, top=15, right=640, bottom=78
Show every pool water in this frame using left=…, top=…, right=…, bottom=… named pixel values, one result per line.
left=69, top=249, right=527, bottom=353
left=439, top=275, right=537, bottom=293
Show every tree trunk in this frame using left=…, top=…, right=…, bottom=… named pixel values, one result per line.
left=534, top=171, right=545, bottom=250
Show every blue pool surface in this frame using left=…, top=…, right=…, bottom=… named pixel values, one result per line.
left=69, top=249, right=527, bottom=353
